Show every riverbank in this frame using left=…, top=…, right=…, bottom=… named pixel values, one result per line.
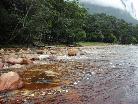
left=0, top=42, right=112, bottom=48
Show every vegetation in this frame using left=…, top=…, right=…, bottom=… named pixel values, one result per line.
left=1, top=0, right=138, bottom=46
left=77, top=42, right=111, bottom=46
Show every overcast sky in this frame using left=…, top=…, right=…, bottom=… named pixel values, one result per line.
left=80, top=0, right=125, bottom=10
left=79, top=0, right=138, bottom=19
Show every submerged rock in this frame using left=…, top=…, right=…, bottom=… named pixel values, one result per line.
left=21, top=69, right=60, bottom=84
left=0, top=72, right=24, bottom=92
left=19, top=64, right=62, bottom=90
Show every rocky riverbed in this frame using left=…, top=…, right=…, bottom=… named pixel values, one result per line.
left=0, top=45, right=138, bottom=104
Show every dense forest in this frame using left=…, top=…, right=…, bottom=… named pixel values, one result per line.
left=1, top=0, right=138, bottom=46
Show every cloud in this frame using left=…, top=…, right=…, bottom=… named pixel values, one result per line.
left=80, top=0, right=138, bottom=20
left=131, top=0, right=138, bottom=19
left=80, top=0, right=125, bottom=10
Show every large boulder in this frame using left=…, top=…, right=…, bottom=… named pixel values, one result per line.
left=7, top=57, right=33, bottom=65
left=68, top=48, right=78, bottom=56
left=0, top=72, right=24, bottom=92
left=7, top=57, right=23, bottom=65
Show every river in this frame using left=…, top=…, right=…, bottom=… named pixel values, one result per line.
left=1, top=45, right=138, bottom=104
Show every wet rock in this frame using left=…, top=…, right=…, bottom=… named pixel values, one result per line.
left=26, top=48, right=32, bottom=54
left=0, top=49, right=4, bottom=54
left=9, top=64, right=24, bottom=69
left=45, top=70, right=59, bottom=77
left=0, top=63, right=4, bottom=69
left=79, top=50, right=86, bottom=55
left=47, top=56, right=57, bottom=61
left=68, top=48, right=78, bottom=56
left=36, top=50, right=44, bottom=54
left=30, top=57, right=39, bottom=61
left=7, top=57, right=33, bottom=65
left=7, top=57, right=23, bottom=65
left=21, top=58, right=33, bottom=65
left=19, top=49, right=26, bottom=54
left=0, top=72, right=24, bottom=92
left=50, top=50, right=57, bottom=55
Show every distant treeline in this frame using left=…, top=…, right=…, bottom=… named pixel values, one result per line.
left=1, top=0, right=138, bottom=46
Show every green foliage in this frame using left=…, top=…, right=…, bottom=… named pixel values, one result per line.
left=86, top=34, right=104, bottom=42
left=84, top=13, right=138, bottom=44
left=121, top=35, right=137, bottom=44
left=129, top=37, right=137, bottom=44
left=104, top=34, right=117, bottom=43
left=1, top=0, right=138, bottom=46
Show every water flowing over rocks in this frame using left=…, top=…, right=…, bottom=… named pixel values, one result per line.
left=0, top=45, right=138, bottom=104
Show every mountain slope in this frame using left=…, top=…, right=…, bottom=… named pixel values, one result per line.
left=82, top=3, right=138, bottom=24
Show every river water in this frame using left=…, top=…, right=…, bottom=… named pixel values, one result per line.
left=1, top=45, right=138, bottom=104
left=73, top=45, right=138, bottom=104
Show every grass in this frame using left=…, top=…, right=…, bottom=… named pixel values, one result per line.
left=77, top=42, right=111, bottom=46
left=0, top=42, right=111, bottom=48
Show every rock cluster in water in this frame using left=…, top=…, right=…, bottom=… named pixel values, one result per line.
left=0, top=47, right=81, bottom=92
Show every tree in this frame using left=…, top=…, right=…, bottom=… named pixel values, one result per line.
left=104, top=34, right=117, bottom=43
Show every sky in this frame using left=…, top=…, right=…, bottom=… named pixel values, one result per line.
left=80, top=0, right=125, bottom=10
left=80, top=0, right=138, bottom=19
left=132, top=0, right=138, bottom=18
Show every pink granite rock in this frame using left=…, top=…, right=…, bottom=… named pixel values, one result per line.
left=7, top=57, right=33, bottom=65
left=0, top=72, right=24, bottom=92
left=7, top=57, right=23, bottom=65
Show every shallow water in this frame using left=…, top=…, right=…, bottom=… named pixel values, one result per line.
left=1, top=45, right=138, bottom=104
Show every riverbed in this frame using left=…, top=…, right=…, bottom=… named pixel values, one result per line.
left=0, top=45, right=138, bottom=104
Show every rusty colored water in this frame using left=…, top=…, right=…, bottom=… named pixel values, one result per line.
left=19, top=65, right=62, bottom=90
left=1, top=45, right=138, bottom=104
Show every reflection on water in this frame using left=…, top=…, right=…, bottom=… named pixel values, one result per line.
left=1, top=45, right=138, bottom=104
